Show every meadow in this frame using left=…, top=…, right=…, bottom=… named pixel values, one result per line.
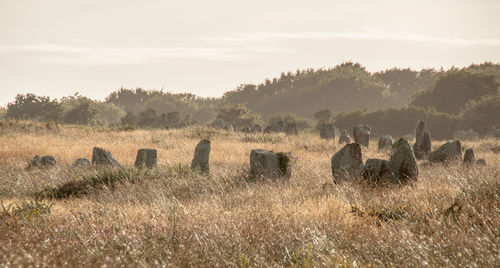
left=0, top=121, right=499, bottom=267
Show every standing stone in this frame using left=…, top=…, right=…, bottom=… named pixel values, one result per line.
left=135, top=148, right=158, bottom=169
left=353, top=124, right=371, bottom=147
left=41, top=156, right=56, bottom=167
left=285, top=122, right=298, bottom=136
left=191, top=139, right=211, bottom=174
left=338, top=129, right=351, bottom=144
left=28, top=155, right=43, bottom=169
left=362, top=158, right=390, bottom=182
left=250, top=149, right=291, bottom=179
left=73, top=158, right=91, bottom=168
left=453, top=129, right=479, bottom=141
left=463, top=148, right=475, bottom=165
left=27, top=155, right=56, bottom=169
left=476, top=159, right=486, bottom=166
left=378, top=135, right=393, bottom=150
left=413, top=121, right=432, bottom=159
left=331, top=143, right=363, bottom=183
left=429, top=140, right=462, bottom=163
left=276, top=121, right=284, bottom=132
left=389, top=138, right=418, bottom=182
left=320, top=124, right=335, bottom=140
left=211, top=118, right=234, bottom=132
left=251, top=124, right=262, bottom=133
left=486, top=129, right=500, bottom=139
left=92, top=147, right=121, bottom=167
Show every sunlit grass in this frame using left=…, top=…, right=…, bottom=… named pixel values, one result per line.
left=0, top=121, right=498, bottom=266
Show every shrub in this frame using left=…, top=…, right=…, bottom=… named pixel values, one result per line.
left=459, top=95, right=500, bottom=135
left=6, top=93, right=63, bottom=122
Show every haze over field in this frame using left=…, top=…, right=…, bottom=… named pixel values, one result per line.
left=1, top=0, right=500, bottom=105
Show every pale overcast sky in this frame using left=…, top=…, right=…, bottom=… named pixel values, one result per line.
left=1, top=0, right=500, bottom=106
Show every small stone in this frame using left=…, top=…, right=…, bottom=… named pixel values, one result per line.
left=353, top=124, right=371, bottom=147
left=338, top=129, right=351, bottom=144
left=73, top=158, right=91, bottom=168
left=285, top=122, right=298, bottom=136
left=362, top=158, right=390, bottom=182
left=27, top=155, right=56, bottom=169
left=251, top=124, right=262, bottom=133
left=191, top=139, right=211, bottom=174
left=135, top=149, right=158, bottom=169
left=463, top=148, right=475, bottom=165
left=378, top=135, right=393, bottom=150
left=476, top=159, right=486, bottom=166
left=320, top=124, right=335, bottom=140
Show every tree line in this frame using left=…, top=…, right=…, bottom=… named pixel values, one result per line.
left=1, top=62, right=499, bottom=138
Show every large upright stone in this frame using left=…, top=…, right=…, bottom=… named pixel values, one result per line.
left=331, top=143, right=363, bottom=183
left=353, top=124, right=371, bottom=147
left=429, top=140, right=462, bottom=163
left=463, top=148, right=475, bottom=165
left=413, top=121, right=432, bottom=159
left=135, top=149, right=157, bottom=169
left=191, top=139, right=211, bottom=174
left=362, top=158, right=390, bottom=182
left=285, top=122, right=298, bottom=136
left=378, top=135, right=393, bottom=150
left=320, top=124, right=335, bottom=140
left=250, top=149, right=291, bottom=179
left=389, top=138, right=418, bottom=182
left=92, top=147, right=121, bottom=167
left=338, top=129, right=351, bottom=144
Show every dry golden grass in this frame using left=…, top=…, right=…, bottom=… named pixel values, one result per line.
left=0, top=121, right=499, bottom=267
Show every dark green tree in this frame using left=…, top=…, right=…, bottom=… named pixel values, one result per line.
left=216, top=104, right=260, bottom=129
left=411, top=70, right=499, bottom=114
left=120, top=112, right=137, bottom=128
left=63, top=102, right=99, bottom=125
left=6, top=93, right=63, bottom=122
left=138, top=108, right=159, bottom=128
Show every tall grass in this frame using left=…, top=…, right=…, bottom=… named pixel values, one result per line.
left=0, top=121, right=498, bottom=266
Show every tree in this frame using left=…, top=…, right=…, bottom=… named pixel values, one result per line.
left=138, top=108, right=159, bottom=128
left=120, top=112, right=137, bottom=128
left=459, top=95, right=500, bottom=134
left=6, top=93, right=63, bottom=122
left=63, top=102, right=99, bottom=125
left=411, top=70, right=499, bottom=114
left=215, top=104, right=260, bottom=129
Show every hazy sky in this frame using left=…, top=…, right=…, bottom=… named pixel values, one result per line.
left=1, top=0, right=500, bottom=106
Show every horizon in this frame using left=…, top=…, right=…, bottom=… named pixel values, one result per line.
left=1, top=0, right=500, bottom=106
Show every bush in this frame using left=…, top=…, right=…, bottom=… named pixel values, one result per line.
left=63, top=101, right=100, bottom=125
left=411, top=70, right=499, bottom=114
left=334, top=106, right=458, bottom=139
left=459, top=95, right=500, bottom=135
left=268, top=113, right=312, bottom=130
left=6, top=93, right=63, bottom=122
left=216, top=104, right=261, bottom=130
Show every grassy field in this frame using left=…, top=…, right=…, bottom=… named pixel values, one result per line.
left=0, top=121, right=499, bottom=267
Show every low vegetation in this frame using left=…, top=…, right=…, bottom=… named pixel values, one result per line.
left=0, top=122, right=498, bottom=266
